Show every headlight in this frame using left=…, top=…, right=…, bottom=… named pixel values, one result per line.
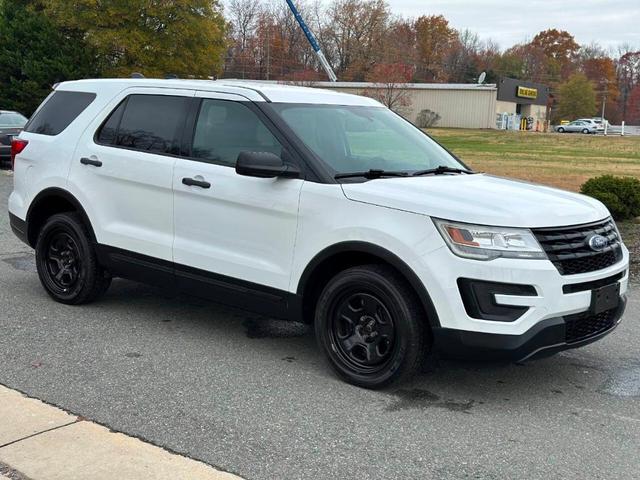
left=433, top=218, right=547, bottom=261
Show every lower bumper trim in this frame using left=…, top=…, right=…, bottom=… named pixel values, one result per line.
left=9, top=212, right=29, bottom=246
left=433, top=295, right=627, bottom=362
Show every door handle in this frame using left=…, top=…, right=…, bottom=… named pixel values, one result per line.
left=80, top=157, right=102, bottom=167
left=182, top=177, right=211, bottom=189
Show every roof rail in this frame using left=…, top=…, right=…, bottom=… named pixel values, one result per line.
left=131, top=73, right=145, bottom=79
left=165, top=74, right=178, bottom=79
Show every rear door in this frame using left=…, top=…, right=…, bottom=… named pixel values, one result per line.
left=69, top=88, right=194, bottom=282
left=172, top=92, right=304, bottom=315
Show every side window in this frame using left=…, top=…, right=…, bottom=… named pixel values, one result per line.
left=25, top=91, right=96, bottom=136
left=191, top=99, right=283, bottom=166
left=96, top=99, right=126, bottom=145
left=115, top=95, right=190, bottom=155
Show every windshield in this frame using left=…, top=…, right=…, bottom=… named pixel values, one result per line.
left=271, top=103, right=466, bottom=176
left=0, top=112, right=27, bottom=128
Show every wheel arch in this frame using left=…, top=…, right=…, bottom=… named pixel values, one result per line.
left=295, top=241, right=440, bottom=329
left=26, top=187, right=96, bottom=247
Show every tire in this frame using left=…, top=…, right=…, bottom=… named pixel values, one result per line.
left=314, top=264, right=428, bottom=389
left=557, top=127, right=565, bottom=133
left=582, top=128, right=590, bottom=134
left=35, top=212, right=111, bottom=305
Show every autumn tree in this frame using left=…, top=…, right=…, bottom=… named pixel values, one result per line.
left=530, top=28, right=579, bottom=80
left=445, top=29, right=482, bottom=83
left=42, top=0, right=227, bottom=78
left=555, top=73, right=597, bottom=122
left=626, top=85, right=640, bottom=124
left=225, top=0, right=262, bottom=78
left=381, top=17, right=416, bottom=67
left=582, top=56, right=619, bottom=122
left=324, top=0, right=389, bottom=80
left=362, top=62, right=413, bottom=113
left=617, top=50, right=640, bottom=121
left=414, top=14, right=456, bottom=81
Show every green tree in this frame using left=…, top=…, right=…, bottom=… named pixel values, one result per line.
left=42, top=0, right=227, bottom=78
left=555, top=73, right=597, bottom=121
left=0, top=0, right=97, bottom=116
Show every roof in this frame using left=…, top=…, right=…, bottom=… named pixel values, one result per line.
left=311, top=81, right=497, bottom=91
left=56, top=78, right=383, bottom=107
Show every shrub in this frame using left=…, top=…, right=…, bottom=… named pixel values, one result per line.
left=580, top=175, right=640, bottom=220
left=415, top=109, right=441, bottom=128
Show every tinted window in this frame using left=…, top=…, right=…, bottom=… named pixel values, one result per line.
left=191, top=99, right=282, bottom=166
left=96, top=100, right=126, bottom=145
left=25, top=91, right=96, bottom=136
left=116, top=95, right=189, bottom=155
left=0, top=112, right=27, bottom=127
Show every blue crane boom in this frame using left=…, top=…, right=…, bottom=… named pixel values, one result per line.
left=285, top=0, right=337, bottom=82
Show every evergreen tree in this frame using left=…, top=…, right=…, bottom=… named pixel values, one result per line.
left=0, top=0, right=97, bottom=116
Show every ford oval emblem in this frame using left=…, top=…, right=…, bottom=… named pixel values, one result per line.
left=588, top=234, right=609, bottom=252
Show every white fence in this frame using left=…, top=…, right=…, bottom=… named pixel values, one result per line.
left=600, top=124, right=640, bottom=136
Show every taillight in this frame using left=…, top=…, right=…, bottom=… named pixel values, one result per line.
left=10, top=138, right=28, bottom=169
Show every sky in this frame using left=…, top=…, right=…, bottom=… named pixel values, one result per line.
left=383, top=0, right=640, bottom=51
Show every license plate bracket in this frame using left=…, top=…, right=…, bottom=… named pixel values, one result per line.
left=590, top=283, right=620, bottom=315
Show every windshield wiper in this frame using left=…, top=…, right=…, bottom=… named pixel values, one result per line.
left=335, top=169, right=411, bottom=180
left=412, top=165, right=474, bottom=176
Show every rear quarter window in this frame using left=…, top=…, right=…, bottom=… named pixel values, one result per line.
left=24, top=91, right=96, bottom=136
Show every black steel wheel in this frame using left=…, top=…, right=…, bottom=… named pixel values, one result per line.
left=315, top=264, right=428, bottom=389
left=35, top=212, right=111, bottom=304
left=329, top=292, right=396, bottom=374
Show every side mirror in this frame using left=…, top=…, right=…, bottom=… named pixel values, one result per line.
left=235, top=151, right=301, bottom=179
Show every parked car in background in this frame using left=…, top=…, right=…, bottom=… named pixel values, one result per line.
left=0, top=110, right=28, bottom=168
left=555, top=120, right=597, bottom=134
left=576, top=118, right=606, bottom=132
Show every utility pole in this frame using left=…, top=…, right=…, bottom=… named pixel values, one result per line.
left=285, top=0, right=337, bottom=82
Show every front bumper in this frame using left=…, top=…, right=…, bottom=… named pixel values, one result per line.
left=433, top=295, right=627, bottom=361
left=418, top=242, right=630, bottom=336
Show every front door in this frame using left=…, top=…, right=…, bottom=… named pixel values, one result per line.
left=172, top=92, right=304, bottom=316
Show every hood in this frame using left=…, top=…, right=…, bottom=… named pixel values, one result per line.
left=340, top=174, right=610, bottom=228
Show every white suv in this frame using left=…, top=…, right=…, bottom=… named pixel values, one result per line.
left=8, top=79, right=629, bottom=388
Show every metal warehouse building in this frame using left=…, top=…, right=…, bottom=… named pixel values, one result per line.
left=315, top=82, right=498, bottom=128
left=311, top=78, right=549, bottom=130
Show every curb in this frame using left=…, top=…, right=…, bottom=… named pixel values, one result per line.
left=0, top=385, right=241, bottom=480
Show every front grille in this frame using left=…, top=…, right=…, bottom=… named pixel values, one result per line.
left=533, top=218, right=622, bottom=275
left=565, top=307, right=618, bottom=343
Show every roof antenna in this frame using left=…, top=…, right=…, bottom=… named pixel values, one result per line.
left=131, top=72, right=145, bottom=79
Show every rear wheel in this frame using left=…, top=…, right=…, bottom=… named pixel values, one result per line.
left=582, top=128, right=590, bottom=134
left=314, top=264, right=428, bottom=389
left=35, top=212, right=111, bottom=304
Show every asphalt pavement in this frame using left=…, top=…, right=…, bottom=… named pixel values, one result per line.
left=1, top=169, right=639, bottom=480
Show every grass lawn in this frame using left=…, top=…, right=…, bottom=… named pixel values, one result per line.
left=427, top=128, right=640, bottom=192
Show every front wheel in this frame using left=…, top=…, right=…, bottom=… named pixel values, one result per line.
left=582, top=128, right=590, bottom=134
left=35, top=212, right=111, bottom=305
left=314, top=264, right=428, bottom=389
left=557, top=127, right=565, bottom=133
